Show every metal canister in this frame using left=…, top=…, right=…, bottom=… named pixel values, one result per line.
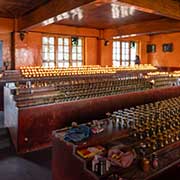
left=99, top=158, right=106, bottom=176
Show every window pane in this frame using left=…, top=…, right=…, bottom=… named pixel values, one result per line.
left=122, top=61, right=129, bottom=66
left=49, top=37, right=54, bottom=45
left=117, top=42, right=119, bottom=47
left=72, top=47, right=76, bottom=53
left=122, top=53, right=125, bottom=60
left=113, top=53, right=116, bottom=60
left=77, top=47, right=82, bottom=53
left=72, top=53, right=76, bottom=60
left=113, top=60, right=120, bottom=67
left=64, top=38, right=69, bottom=45
left=49, top=53, right=54, bottom=60
left=58, top=53, right=63, bottom=60
left=126, top=42, right=129, bottom=48
left=77, top=54, right=82, bottom=60
left=78, top=39, right=82, bottom=46
left=49, top=62, right=55, bottom=68
left=72, top=62, right=77, bottom=67
left=64, top=62, right=69, bottom=67
left=58, top=62, right=63, bottom=68
left=125, top=54, right=129, bottom=60
left=42, top=37, right=48, bottom=44
left=58, top=46, right=63, bottom=52
left=64, top=46, right=69, bottom=53
left=77, top=62, right=82, bottom=66
left=43, top=53, right=48, bottom=60
left=64, top=53, right=69, bottom=60
left=112, top=41, right=121, bottom=66
left=58, top=38, right=63, bottom=45
left=49, top=45, right=54, bottom=53
left=43, top=45, right=48, bottom=53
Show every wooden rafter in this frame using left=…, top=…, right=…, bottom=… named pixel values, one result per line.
left=104, top=18, right=180, bottom=39
left=17, top=0, right=96, bottom=31
left=117, top=0, right=180, bottom=20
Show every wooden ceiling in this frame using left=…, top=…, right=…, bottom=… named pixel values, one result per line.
left=0, top=0, right=49, bottom=18
left=54, top=3, right=164, bottom=29
left=0, top=0, right=179, bottom=37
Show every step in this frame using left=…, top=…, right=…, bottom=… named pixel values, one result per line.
left=0, top=128, right=11, bottom=150
left=0, top=128, right=8, bottom=136
left=0, top=138, right=11, bottom=150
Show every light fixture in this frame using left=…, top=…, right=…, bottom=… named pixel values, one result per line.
left=104, top=40, right=110, bottom=46
left=19, top=31, right=25, bottom=41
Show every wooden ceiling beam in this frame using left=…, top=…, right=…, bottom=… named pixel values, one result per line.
left=116, top=0, right=180, bottom=20
left=104, top=18, right=180, bottom=39
left=17, top=0, right=96, bottom=31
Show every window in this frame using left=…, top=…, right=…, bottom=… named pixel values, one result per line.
left=42, top=37, right=55, bottom=68
left=42, top=36, right=84, bottom=68
left=122, top=42, right=129, bottom=66
left=113, top=41, right=120, bottom=67
left=57, top=37, right=70, bottom=68
left=72, top=38, right=83, bottom=67
left=112, top=41, right=138, bottom=67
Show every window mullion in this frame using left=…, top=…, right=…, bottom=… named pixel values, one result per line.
left=55, top=36, right=57, bottom=68
left=82, top=38, right=85, bottom=65
left=120, top=41, right=122, bottom=66
left=69, top=37, right=72, bottom=66
left=129, top=42, right=131, bottom=66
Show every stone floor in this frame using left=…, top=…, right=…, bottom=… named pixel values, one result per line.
left=0, top=147, right=51, bottom=180
left=0, top=111, right=51, bottom=180
left=0, top=111, right=179, bottom=180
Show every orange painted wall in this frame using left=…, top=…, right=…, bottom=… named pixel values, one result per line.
left=15, top=25, right=100, bottom=69
left=85, top=37, right=98, bottom=65
left=15, top=32, right=42, bottom=69
left=148, top=32, right=180, bottom=68
left=121, top=35, right=150, bottom=64
left=14, top=30, right=152, bottom=69
left=99, top=40, right=113, bottom=66
left=4, top=21, right=180, bottom=69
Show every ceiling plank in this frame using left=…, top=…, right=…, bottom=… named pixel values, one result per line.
left=116, top=0, right=180, bottom=20
left=17, top=0, right=96, bottom=31
left=104, top=18, right=180, bottom=39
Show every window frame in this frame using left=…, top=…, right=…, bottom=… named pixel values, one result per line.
left=42, top=34, right=85, bottom=68
left=42, top=36, right=56, bottom=68
left=112, top=40, right=138, bottom=67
